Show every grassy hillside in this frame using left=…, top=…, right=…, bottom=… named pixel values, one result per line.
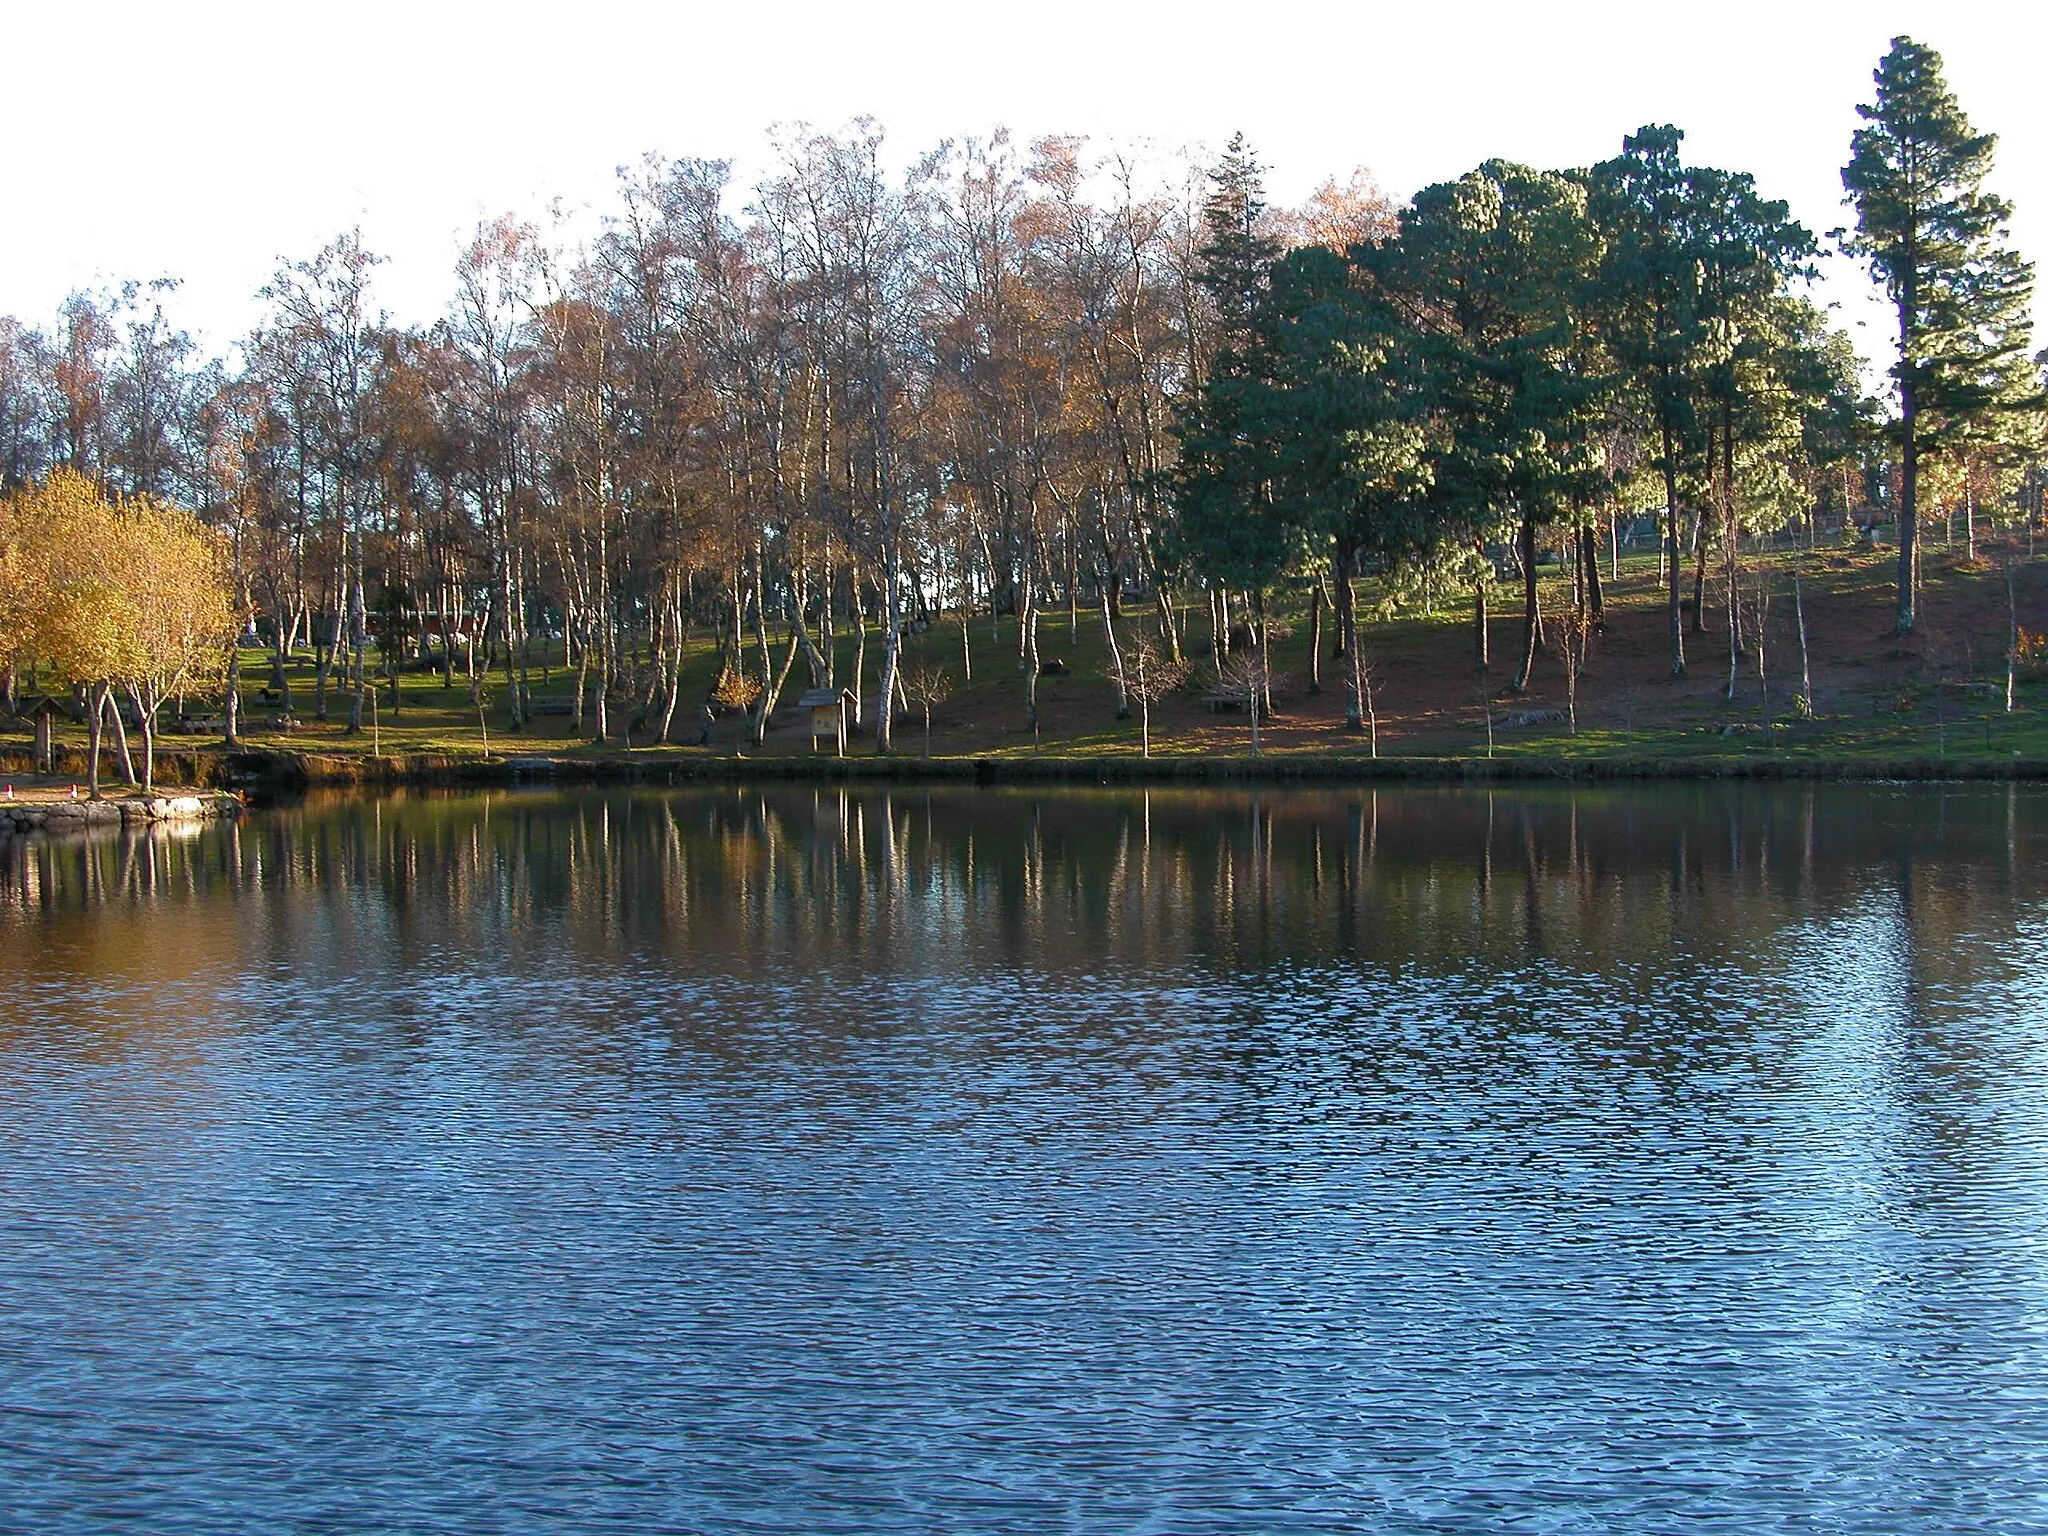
left=10, top=536, right=2048, bottom=773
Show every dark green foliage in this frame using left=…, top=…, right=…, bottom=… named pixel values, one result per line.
left=1170, top=240, right=1429, bottom=726
left=1843, top=36, right=2044, bottom=629
left=1257, top=247, right=1432, bottom=569
left=1381, top=160, right=1607, bottom=687
left=1198, top=132, right=1284, bottom=368
left=1165, top=84, right=1984, bottom=716
left=1168, top=134, right=1290, bottom=598
left=1587, top=127, right=1826, bottom=672
left=1587, top=127, right=1713, bottom=676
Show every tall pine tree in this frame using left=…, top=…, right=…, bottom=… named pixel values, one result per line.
left=1843, top=36, right=2041, bottom=633
left=1589, top=126, right=1713, bottom=678
left=1386, top=160, right=1606, bottom=692
left=1197, top=132, right=1283, bottom=377
left=1170, top=134, right=1289, bottom=655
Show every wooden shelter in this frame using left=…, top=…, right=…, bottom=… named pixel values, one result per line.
left=796, top=687, right=855, bottom=756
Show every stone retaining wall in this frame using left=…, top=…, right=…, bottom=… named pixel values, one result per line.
left=0, top=793, right=244, bottom=835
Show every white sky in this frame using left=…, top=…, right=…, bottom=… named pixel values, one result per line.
left=5, top=0, right=2042, bottom=381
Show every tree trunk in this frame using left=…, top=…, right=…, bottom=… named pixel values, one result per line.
left=130, top=690, right=157, bottom=794
left=751, top=548, right=777, bottom=744
left=753, top=623, right=803, bottom=747
left=1023, top=584, right=1041, bottom=736
left=439, top=587, right=454, bottom=691
left=1795, top=574, right=1813, bottom=716
left=850, top=573, right=868, bottom=730
left=86, top=682, right=107, bottom=799
left=1307, top=583, right=1323, bottom=693
left=1661, top=419, right=1686, bottom=677
left=1723, top=408, right=1742, bottom=659
left=817, top=564, right=836, bottom=687
left=106, top=693, right=137, bottom=787
left=876, top=552, right=903, bottom=754
left=1474, top=556, right=1491, bottom=673
left=1580, top=525, right=1605, bottom=626
left=223, top=643, right=241, bottom=748
left=346, top=535, right=367, bottom=733
left=570, top=618, right=589, bottom=737
left=1336, top=546, right=1364, bottom=731
left=694, top=627, right=731, bottom=748
left=501, top=533, right=524, bottom=727
left=1153, top=586, right=1182, bottom=666
left=657, top=605, right=686, bottom=744
left=2007, top=560, right=2018, bottom=713
left=1725, top=575, right=1740, bottom=703
left=1101, top=586, right=1129, bottom=718
left=271, top=610, right=293, bottom=697
left=1690, top=510, right=1711, bottom=636
left=314, top=575, right=341, bottom=721
left=1252, top=588, right=1273, bottom=716
left=1066, top=520, right=1078, bottom=642
left=1898, top=368, right=1919, bottom=633
left=1511, top=510, right=1539, bottom=693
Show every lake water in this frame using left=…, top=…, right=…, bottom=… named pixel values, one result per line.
left=4, top=783, right=2048, bottom=1534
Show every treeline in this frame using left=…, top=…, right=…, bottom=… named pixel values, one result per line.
left=0, top=37, right=2042, bottom=750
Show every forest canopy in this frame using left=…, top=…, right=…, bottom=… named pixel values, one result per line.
left=0, top=37, right=2041, bottom=753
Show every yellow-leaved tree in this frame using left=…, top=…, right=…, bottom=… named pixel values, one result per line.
left=109, top=495, right=234, bottom=791
left=2, top=469, right=234, bottom=795
left=0, top=493, right=24, bottom=697
left=2, top=471, right=136, bottom=795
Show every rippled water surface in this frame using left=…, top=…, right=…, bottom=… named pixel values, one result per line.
left=5, top=783, right=2048, bottom=1533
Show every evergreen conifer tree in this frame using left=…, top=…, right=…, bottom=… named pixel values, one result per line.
left=1589, top=126, right=1713, bottom=678
left=1170, top=134, right=1289, bottom=651
left=1197, top=132, right=1283, bottom=373
left=1843, top=36, right=2042, bottom=632
left=1387, top=161, right=1606, bottom=692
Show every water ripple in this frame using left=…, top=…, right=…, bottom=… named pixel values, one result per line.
left=3, top=784, right=2048, bottom=1533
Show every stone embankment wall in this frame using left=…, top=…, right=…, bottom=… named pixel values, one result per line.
left=0, top=793, right=244, bottom=835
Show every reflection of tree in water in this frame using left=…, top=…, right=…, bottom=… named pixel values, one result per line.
left=9, top=784, right=2048, bottom=987
left=8, top=781, right=2048, bottom=1366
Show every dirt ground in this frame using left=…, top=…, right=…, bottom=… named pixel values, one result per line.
left=885, top=541, right=2046, bottom=760
left=0, top=774, right=179, bottom=802
left=5, top=537, right=2043, bottom=769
